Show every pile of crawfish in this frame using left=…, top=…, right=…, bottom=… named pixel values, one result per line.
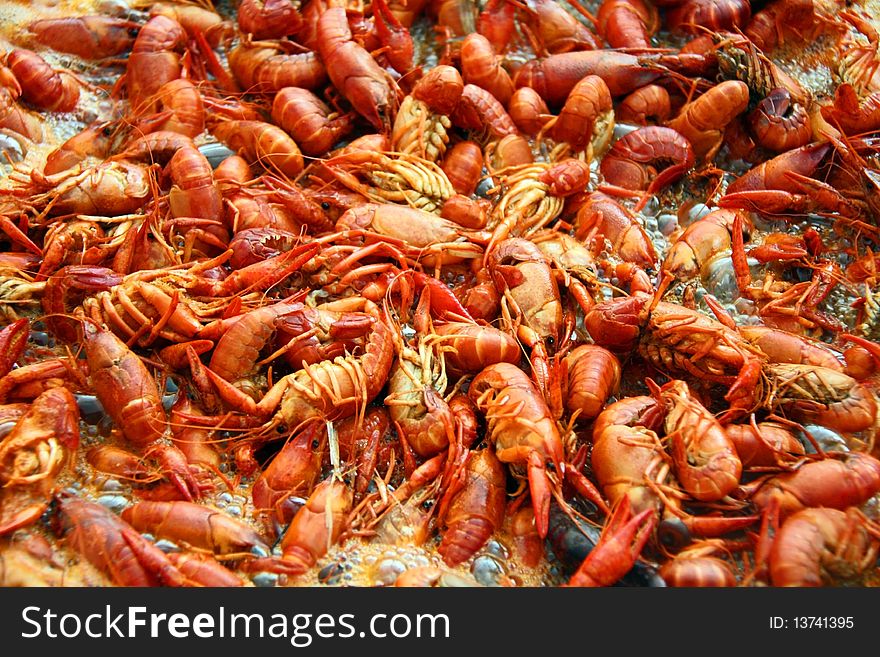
left=1, top=0, right=880, bottom=588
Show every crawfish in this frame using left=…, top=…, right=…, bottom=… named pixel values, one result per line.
left=591, top=396, right=667, bottom=520
left=54, top=266, right=206, bottom=348
left=573, top=191, right=657, bottom=270
left=586, top=294, right=767, bottom=415
left=725, top=420, right=806, bottom=469
left=750, top=452, right=880, bottom=518
left=665, top=80, right=750, bottom=162
left=206, top=299, right=308, bottom=383
left=0, top=85, right=42, bottom=142
left=659, top=542, right=739, bottom=586
left=513, top=49, right=711, bottom=108
left=744, top=0, right=833, bottom=52
left=55, top=495, right=193, bottom=587
left=460, top=33, right=515, bottom=107
left=29, top=161, right=152, bottom=217
left=391, top=65, right=463, bottom=163
left=167, top=552, right=246, bottom=587
left=326, top=151, right=456, bottom=214
left=210, top=119, right=304, bottom=179
left=4, top=49, right=79, bottom=113
left=450, top=84, right=518, bottom=139
left=237, top=0, right=303, bottom=39
left=438, top=448, right=507, bottom=567
left=599, top=126, right=695, bottom=208
left=27, top=16, right=139, bottom=60
left=596, top=0, right=658, bottom=49
left=487, top=160, right=590, bottom=253
left=125, top=15, right=187, bottom=116
left=617, top=84, right=672, bottom=125
left=564, top=345, right=621, bottom=422
left=335, top=202, right=483, bottom=266
left=228, top=42, right=326, bottom=94
left=385, top=315, right=454, bottom=459
left=749, top=87, right=813, bottom=153
left=518, top=0, right=602, bottom=55
left=762, top=363, right=878, bottom=433
left=272, top=87, right=355, bottom=158
left=168, top=145, right=224, bottom=222
left=658, top=380, right=742, bottom=502
left=432, top=321, right=521, bottom=376
left=545, top=74, right=614, bottom=156
left=666, top=0, right=751, bottom=35
left=42, top=121, right=117, bottom=175
left=0, top=388, right=79, bottom=536
left=251, top=418, right=326, bottom=526
left=121, top=500, right=270, bottom=557
left=316, top=7, right=397, bottom=132
left=661, top=208, right=750, bottom=283
left=566, top=498, right=657, bottom=587
left=770, top=507, right=880, bottom=586
left=469, top=362, right=609, bottom=539
left=509, top=87, right=553, bottom=137
left=442, top=141, right=485, bottom=201
left=81, top=320, right=206, bottom=500
left=213, top=298, right=395, bottom=434
left=248, top=478, right=353, bottom=576
left=488, top=237, right=563, bottom=350
left=333, top=407, right=395, bottom=501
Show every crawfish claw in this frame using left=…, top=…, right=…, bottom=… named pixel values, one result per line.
left=566, top=500, right=657, bottom=587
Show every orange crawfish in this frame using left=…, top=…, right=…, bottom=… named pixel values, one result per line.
left=469, top=362, right=609, bottom=539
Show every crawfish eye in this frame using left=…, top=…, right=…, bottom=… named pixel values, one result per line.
left=311, top=440, right=320, bottom=449
left=658, top=518, right=691, bottom=550
left=321, top=202, right=330, bottom=210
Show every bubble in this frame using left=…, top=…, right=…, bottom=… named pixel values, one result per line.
left=318, top=563, right=344, bottom=585
left=375, top=559, right=407, bottom=586
left=640, top=196, right=660, bottom=217
left=687, top=203, right=713, bottom=224
left=702, top=257, right=738, bottom=302
left=154, top=540, right=179, bottom=553
left=0, top=421, right=17, bottom=440
left=802, top=425, right=848, bottom=454
left=657, top=214, right=679, bottom=237
left=471, top=555, right=506, bottom=586
left=475, top=177, right=494, bottom=198
left=252, top=572, right=279, bottom=588
left=96, top=495, right=128, bottom=513
left=75, top=395, right=104, bottom=417
left=484, top=540, right=509, bottom=560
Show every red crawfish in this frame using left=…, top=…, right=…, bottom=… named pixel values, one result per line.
left=437, top=448, right=507, bottom=567
left=469, top=362, right=609, bottom=539
left=0, top=388, right=79, bottom=536
left=244, top=478, right=353, bottom=576
left=749, top=452, right=880, bottom=518
left=769, top=507, right=880, bottom=586
left=566, top=498, right=657, bottom=587
left=55, top=496, right=194, bottom=587
left=81, top=320, right=206, bottom=501
left=121, top=500, right=271, bottom=557
left=657, top=380, right=742, bottom=503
